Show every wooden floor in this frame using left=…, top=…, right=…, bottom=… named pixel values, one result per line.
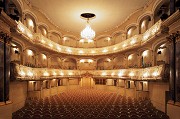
left=13, top=88, right=169, bottom=119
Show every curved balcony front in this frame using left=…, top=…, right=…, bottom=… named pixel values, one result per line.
left=16, top=20, right=162, bottom=56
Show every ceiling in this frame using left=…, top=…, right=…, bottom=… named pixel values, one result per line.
left=29, top=0, right=149, bottom=34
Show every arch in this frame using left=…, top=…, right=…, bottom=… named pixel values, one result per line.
left=37, top=22, right=49, bottom=30
left=10, top=41, right=24, bottom=64
left=137, top=11, right=153, bottom=25
left=111, top=30, right=125, bottom=38
left=48, top=30, right=62, bottom=38
left=95, top=35, right=112, bottom=41
left=62, top=34, right=79, bottom=41
left=96, top=56, right=113, bottom=62
left=37, top=23, right=49, bottom=37
left=125, top=23, right=138, bottom=32
left=12, top=37, right=26, bottom=50
left=152, top=0, right=164, bottom=14
left=11, top=0, right=24, bottom=15
left=38, top=51, right=50, bottom=57
left=49, top=54, right=63, bottom=59
left=23, top=9, right=38, bottom=23
left=152, top=0, right=169, bottom=23
left=24, top=46, right=39, bottom=54
left=137, top=47, right=152, bottom=55
left=151, top=37, right=168, bottom=52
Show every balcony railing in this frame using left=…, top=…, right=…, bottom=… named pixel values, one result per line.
left=11, top=63, right=164, bottom=81
left=16, top=20, right=162, bottom=56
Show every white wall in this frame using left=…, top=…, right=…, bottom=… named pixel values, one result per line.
left=149, top=82, right=169, bottom=112
left=0, top=81, right=27, bottom=119
left=10, top=81, right=27, bottom=113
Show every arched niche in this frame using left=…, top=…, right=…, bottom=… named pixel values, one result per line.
left=38, top=25, right=48, bottom=37
left=127, top=53, right=139, bottom=68
left=24, top=49, right=36, bottom=67
left=113, top=32, right=126, bottom=44
left=113, top=55, right=127, bottom=69
left=6, top=0, right=22, bottom=21
left=36, top=53, right=48, bottom=68
left=153, top=0, right=170, bottom=23
left=127, top=26, right=138, bottom=39
left=62, top=36, right=77, bottom=47
left=49, top=32, right=61, bottom=44
left=78, top=40, right=95, bottom=48
left=141, top=50, right=152, bottom=67
left=97, top=58, right=113, bottom=70
left=10, top=42, right=22, bottom=64
left=49, top=56, right=62, bottom=69
left=62, top=58, right=77, bottom=70
left=24, top=14, right=37, bottom=33
left=78, top=58, right=96, bottom=70
left=139, top=16, right=152, bottom=34
left=155, top=43, right=169, bottom=65
left=96, top=37, right=112, bottom=47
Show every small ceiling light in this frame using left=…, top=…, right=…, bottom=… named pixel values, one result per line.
left=80, top=13, right=96, bottom=40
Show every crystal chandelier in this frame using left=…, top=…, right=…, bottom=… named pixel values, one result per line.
left=80, top=13, right=96, bottom=40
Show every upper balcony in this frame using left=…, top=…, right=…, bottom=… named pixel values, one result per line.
left=16, top=20, right=162, bottom=56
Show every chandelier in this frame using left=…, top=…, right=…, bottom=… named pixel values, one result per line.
left=80, top=13, right=96, bottom=40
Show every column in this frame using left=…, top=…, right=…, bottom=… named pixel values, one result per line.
left=167, top=31, right=180, bottom=102
left=0, top=32, right=11, bottom=102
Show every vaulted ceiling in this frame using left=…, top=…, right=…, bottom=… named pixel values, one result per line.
left=29, top=0, right=149, bottom=34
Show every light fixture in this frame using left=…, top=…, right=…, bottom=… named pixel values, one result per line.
left=80, top=13, right=96, bottom=40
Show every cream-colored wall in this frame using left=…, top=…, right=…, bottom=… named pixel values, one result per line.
left=0, top=103, right=12, bottom=119
left=10, top=81, right=27, bottom=113
left=10, top=47, right=20, bottom=62
left=149, top=82, right=169, bottom=112
left=167, top=103, right=180, bottom=119
left=96, top=37, right=110, bottom=47
left=114, top=33, right=126, bottom=44
left=125, top=88, right=136, bottom=98
left=156, top=48, right=169, bottom=64
left=128, top=54, right=138, bottom=67
left=0, top=81, right=27, bottom=119
left=69, top=79, right=79, bottom=85
left=63, top=37, right=77, bottom=47
left=106, top=79, right=114, bottom=86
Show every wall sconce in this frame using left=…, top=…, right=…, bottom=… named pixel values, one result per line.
left=157, top=50, right=161, bottom=54
left=15, top=50, right=19, bottom=54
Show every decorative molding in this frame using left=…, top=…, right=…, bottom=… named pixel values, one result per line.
left=12, top=63, right=165, bottom=81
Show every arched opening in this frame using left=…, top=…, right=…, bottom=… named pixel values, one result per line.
left=127, top=26, right=138, bottom=39
left=139, top=16, right=152, bottom=34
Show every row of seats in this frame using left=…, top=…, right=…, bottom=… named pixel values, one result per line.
left=13, top=88, right=169, bottom=119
